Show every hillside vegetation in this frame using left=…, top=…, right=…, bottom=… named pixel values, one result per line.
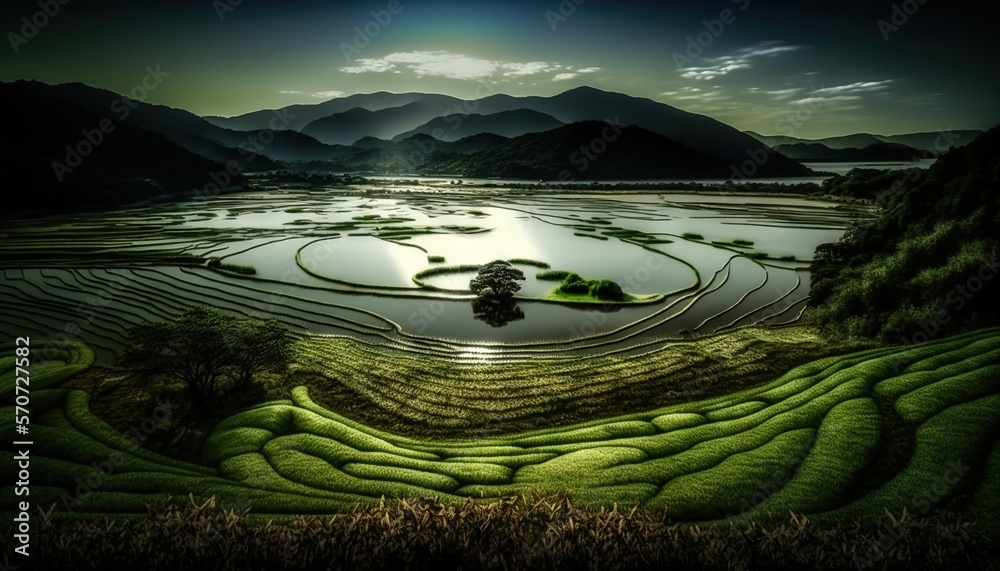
left=813, top=127, right=1000, bottom=341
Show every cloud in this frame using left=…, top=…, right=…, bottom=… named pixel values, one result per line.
left=679, top=41, right=801, bottom=81
left=764, top=87, right=807, bottom=100
left=552, top=66, right=602, bottom=81
left=671, top=90, right=728, bottom=102
left=792, top=95, right=861, bottom=106
left=280, top=89, right=345, bottom=99
left=340, top=51, right=574, bottom=81
left=788, top=81, right=893, bottom=109
left=811, top=80, right=893, bottom=95
left=312, top=90, right=345, bottom=98
left=502, top=61, right=557, bottom=76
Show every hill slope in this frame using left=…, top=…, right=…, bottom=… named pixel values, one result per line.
left=775, top=142, right=919, bottom=162
left=470, top=87, right=808, bottom=176
left=1, top=84, right=237, bottom=212
left=812, top=126, right=1000, bottom=340
left=391, top=109, right=564, bottom=142
left=429, top=120, right=734, bottom=180
left=3, top=81, right=337, bottom=165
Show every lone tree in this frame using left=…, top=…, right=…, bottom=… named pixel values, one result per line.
left=469, top=260, right=525, bottom=297
left=118, top=307, right=293, bottom=404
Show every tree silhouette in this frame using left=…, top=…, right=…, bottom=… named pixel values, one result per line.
left=118, top=307, right=293, bottom=405
left=469, top=260, right=526, bottom=297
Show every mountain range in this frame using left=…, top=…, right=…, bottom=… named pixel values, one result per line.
left=745, top=130, right=982, bottom=153
left=773, top=142, right=922, bottom=162
left=5, top=79, right=988, bottom=213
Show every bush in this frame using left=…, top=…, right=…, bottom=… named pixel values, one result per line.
left=559, top=274, right=590, bottom=294
left=589, top=280, right=624, bottom=301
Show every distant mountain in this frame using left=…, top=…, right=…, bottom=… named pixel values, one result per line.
left=426, top=120, right=734, bottom=180
left=8, top=82, right=811, bottom=182
left=1, top=83, right=233, bottom=213
left=464, top=87, right=806, bottom=175
left=746, top=130, right=983, bottom=153
left=318, top=134, right=455, bottom=174
left=775, top=142, right=920, bottom=162
left=351, top=136, right=396, bottom=149
left=204, top=92, right=463, bottom=132
left=285, top=132, right=508, bottom=174
left=205, top=86, right=808, bottom=177
left=742, top=132, right=811, bottom=147
left=4, top=81, right=338, bottom=167
left=877, top=130, right=982, bottom=152
left=300, top=100, right=469, bottom=146
left=391, top=110, right=564, bottom=142
left=450, top=133, right=511, bottom=154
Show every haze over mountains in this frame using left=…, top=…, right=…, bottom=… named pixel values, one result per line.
left=4, top=79, right=989, bottom=213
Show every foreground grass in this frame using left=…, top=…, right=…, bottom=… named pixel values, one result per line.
left=13, top=495, right=996, bottom=570
left=2, top=328, right=999, bottom=535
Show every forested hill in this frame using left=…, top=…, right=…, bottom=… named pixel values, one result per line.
left=812, top=126, right=1000, bottom=341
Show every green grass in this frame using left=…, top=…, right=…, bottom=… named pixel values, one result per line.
left=0, top=340, right=93, bottom=402
left=536, top=270, right=571, bottom=281
left=545, top=272, right=662, bottom=304
left=682, top=232, right=704, bottom=240
left=3, top=328, right=999, bottom=533
left=645, top=429, right=815, bottom=519
left=507, top=258, right=550, bottom=269
left=751, top=398, right=881, bottom=514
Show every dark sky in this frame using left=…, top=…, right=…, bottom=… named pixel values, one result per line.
left=2, top=0, right=998, bottom=137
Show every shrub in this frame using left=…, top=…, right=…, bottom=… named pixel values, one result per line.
left=589, top=280, right=624, bottom=301
left=559, top=274, right=590, bottom=294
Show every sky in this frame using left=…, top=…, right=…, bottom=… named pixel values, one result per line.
left=2, top=0, right=998, bottom=138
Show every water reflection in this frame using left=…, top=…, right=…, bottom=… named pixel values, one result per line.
left=471, top=296, right=525, bottom=328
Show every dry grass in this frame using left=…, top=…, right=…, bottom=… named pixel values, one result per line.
left=20, top=494, right=997, bottom=570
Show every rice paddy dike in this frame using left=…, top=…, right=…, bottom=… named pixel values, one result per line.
left=0, top=187, right=871, bottom=362
left=2, top=328, right=999, bottom=535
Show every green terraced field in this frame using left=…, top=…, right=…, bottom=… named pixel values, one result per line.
left=2, top=329, right=999, bottom=532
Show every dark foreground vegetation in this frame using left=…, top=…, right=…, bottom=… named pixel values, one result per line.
left=16, top=495, right=997, bottom=571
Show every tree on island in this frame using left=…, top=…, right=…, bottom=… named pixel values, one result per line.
left=469, top=260, right=526, bottom=298
left=118, top=307, right=293, bottom=405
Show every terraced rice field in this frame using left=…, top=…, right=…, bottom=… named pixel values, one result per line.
left=4, top=329, right=998, bottom=529
left=0, top=188, right=870, bottom=361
